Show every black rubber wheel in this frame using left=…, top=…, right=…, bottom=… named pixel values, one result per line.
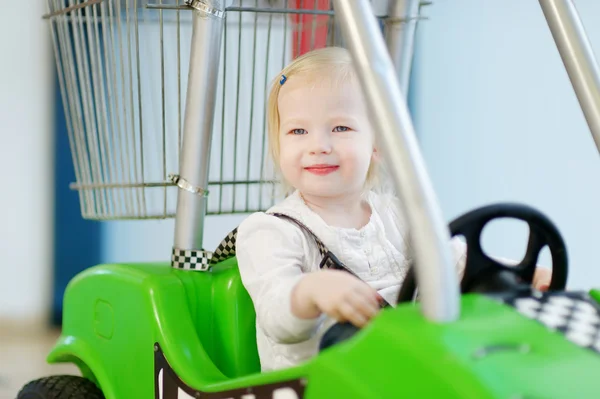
left=16, top=375, right=104, bottom=399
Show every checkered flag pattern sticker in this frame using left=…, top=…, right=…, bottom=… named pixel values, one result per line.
left=171, top=248, right=212, bottom=271
left=503, top=292, right=600, bottom=354
left=171, top=228, right=238, bottom=271
left=212, top=228, right=238, bottom=263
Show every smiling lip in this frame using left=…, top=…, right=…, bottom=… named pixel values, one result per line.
left=304, top=164, right=339, bottom=175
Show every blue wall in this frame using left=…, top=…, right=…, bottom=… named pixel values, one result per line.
left=52, top=76, right=102, bottom=325
left=411, top=0, right=600, bottom=290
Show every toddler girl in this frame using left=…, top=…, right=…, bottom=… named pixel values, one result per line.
left=235, top=46, right=551, bottom=372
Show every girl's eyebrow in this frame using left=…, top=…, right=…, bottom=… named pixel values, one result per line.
left=280, top=118, right=306, bottom=128
left=329, top=115, right=360, bottom=125
left=282, top=118, right=305, bottom=124
left=281, top=115, right=360, bottom=125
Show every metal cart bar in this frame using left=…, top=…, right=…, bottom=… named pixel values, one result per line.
left=384, top=0, right=421, bottom=96
left=539, top=0, right=600, bottom=156
left=42, top=0, right=103, bottom=19
left=173, top=0, right=226, bottom=251
left=146, top=4, right=335, bottom=15
left=333, top=0, right=460, bottom=322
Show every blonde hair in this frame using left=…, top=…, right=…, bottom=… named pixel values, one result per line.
left=266, top=47, right=386, bottom=195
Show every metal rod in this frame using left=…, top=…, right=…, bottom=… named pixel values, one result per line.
left=43, top=0, right=102, bottom=19
left=173, top=1, right=225, bottom=250
left=296, top=0, right=304, bottom=57
left=245, top=0, right=260, bottom=213
left=259, top=11, right=277, bottom=211
left=310, top=0, right=318, bottom=51
left=134, top=0, right=147, bottom=216
left=48, top=0, right=85, bottom=216
left=74, top=206, right=279, bottom=221
left=268, top=12, right=277, bottom=205
left=228, top=6, right=333, bottom=16
left=160, top=0, right=168, bottom=217
left=102, top=0, right=128, bottom=216
left=70, top=179, right=275, bottom=190
left=86, top=0, right=109, bottom=217
left=72, top=0, right=103, bottom=216
left=232, top=7, right=243, bottom=212
left=110, top=0, right=135, bottom=216
left=218, top=18, right=227, bottom=214
left=385, top=0, right=421, bottom=96
left=82, top=213, right=178, bottom=221
left=71, top=182, right=173, bottom=190
left=539, top=0, right=600, bottom=156
left=177, top=0, right=182, bottom=151
left=326, top=6, right=335, bottom=47
left=127, top=0, right=143, bottom=217
left=146, top=4, right=335, bottom=15
left=332, top=0, right=459, bottom=322
left=145, top=3, right=187, bottom=10
left=91, top=2, right=115, bottom=216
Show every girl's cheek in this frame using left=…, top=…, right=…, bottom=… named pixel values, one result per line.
left=336, top=141, right=363, bottom=157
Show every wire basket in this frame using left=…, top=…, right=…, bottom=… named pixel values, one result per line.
left=45, top=0, right=389, bottom=220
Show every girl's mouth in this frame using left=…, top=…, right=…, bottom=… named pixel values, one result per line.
left=304, top=164, right=339, bottom=175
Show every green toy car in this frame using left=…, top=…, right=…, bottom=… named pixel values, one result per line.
left=20, top=0, right=600, bottom=398
left=17, top=202, right=600, bottom=398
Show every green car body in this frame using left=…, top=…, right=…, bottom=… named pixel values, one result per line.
left=46, top=258, right=600, bottom=398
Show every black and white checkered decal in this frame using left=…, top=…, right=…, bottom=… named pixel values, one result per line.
left=211, top=229, right=238, bottom=262
left=502, top=291, right=600, bottom=354
left=154, top=343, right=305, bottom=399
left=171, top=229, right=237, bottom=271
left=171, top=248, right=212, bottom=271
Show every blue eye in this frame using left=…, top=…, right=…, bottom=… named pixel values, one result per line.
left=290, top=128, right=307, bottom=135
left=333, top=126, right=350, bottom=132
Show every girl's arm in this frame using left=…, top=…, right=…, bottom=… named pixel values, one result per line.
left=236, top=213, right=322, bottom=344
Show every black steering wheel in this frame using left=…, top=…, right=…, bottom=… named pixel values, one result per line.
left=396, top=203, right=568, bottom=303
left=320, top=203, right=568, bottom=351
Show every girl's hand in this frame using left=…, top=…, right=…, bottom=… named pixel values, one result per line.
left=533, top=267, right=552, bottom=291
left=292, top=270, right=381, bottom=327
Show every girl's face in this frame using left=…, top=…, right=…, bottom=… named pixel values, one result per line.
left=277, top=73, right=376, bottom=200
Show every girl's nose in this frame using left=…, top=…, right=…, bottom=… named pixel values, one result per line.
left=308, top=132, right=332, bottom=155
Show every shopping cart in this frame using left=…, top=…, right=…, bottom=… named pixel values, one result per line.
left=16, top=0, right=600, bottom=398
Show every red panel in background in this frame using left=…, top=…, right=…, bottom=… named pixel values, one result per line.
left=290, top=0, right=331, bottom=58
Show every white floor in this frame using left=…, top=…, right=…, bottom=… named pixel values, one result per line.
left=0, top=327, right=79, bottom=399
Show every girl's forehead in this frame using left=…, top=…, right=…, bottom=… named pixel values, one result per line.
left=281, top=70, right=357, bottom=93
left=278, top=74, right=366, bottom=116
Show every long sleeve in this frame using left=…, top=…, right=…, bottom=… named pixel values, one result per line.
left=236, top=212, right=322, bottom=344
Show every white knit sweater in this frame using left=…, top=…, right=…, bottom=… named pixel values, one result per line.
left=236, top=190, right=467, bottom=371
